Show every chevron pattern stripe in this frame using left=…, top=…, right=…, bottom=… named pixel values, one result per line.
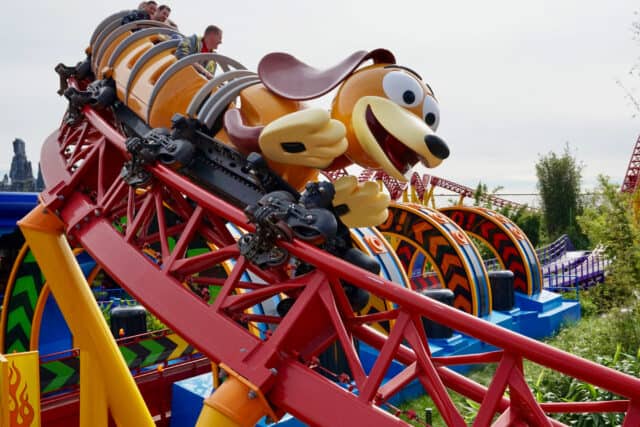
left=39, top=333, right=198, bottom=395
left=443, top=209, right=530, bottom=294
left=379, top=206, right=480, bottom=315
left=3, top=250, right=44, bottom=353
left=40, top=356, right=80, bottom=394
left=119, top=333, right=196, bottom=370
left=350, top=227, right=411, bottom=334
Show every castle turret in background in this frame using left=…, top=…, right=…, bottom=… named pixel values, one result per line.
left=0, top=138, right=44, bottom=192
left=9, top=138, right=33, bottom=190
left=36, top=164, right=44, bottom=191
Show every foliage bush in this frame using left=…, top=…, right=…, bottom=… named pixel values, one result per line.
left=502, top=206, right=542, bottom=247
left=146, top=311, right=167, bottom=332
left=536, top=144, right=590, bottom=249
left=529, top=344, right=640, bottom=425
left=578, top=175, right=640, bottom=313
left=399, top=365, right=496, bottom=426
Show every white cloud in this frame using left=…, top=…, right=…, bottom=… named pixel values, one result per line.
left=1, top=0, right=638, bottom=197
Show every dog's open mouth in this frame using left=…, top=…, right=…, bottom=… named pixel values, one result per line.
left=365, top=105, right=419, bottom=174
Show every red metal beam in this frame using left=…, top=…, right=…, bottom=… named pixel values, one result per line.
left=621, top=134, right=640, bottom=193
left=38, top=87, right=640, bottom=425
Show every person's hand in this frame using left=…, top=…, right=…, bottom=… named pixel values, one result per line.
left=193, top=63, right=213, bottom=79
left=332, top=176, right=390, bottom=227
left=258, top=109, right=347, bottom=169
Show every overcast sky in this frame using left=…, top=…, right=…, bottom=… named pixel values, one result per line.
left=1, top=1, right=638, bottom=203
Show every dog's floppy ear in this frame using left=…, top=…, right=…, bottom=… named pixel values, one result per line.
left=258, top=48, right=395, bottom=101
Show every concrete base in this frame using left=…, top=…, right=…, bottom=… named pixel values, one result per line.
left=171, top=373, right=213, bottom=427
left=514, top=290, right=581, bottom=339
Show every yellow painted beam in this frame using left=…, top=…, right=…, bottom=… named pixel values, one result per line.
left=18, top=204, right=153, bottom=427
left=196, top=405, right=242, bottom=427
left=424, top=185, right=436, bottom=208
left=80, top=350, right=107, bottom=427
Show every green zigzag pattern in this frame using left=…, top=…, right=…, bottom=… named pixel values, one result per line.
left=40, top=334, right=197, bottom=394
left=4, top=250, right=44, bottom=353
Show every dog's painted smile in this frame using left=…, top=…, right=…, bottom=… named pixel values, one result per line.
left=365, top=105, right=418, bottom=174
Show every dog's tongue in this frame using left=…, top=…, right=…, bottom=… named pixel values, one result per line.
left=365, top=105, right=419, bottom=174
left=384, top=134, right=418, bottom=174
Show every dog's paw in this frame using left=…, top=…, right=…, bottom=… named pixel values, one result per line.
left=258, top=108, right=348, bottom=169
left=332, top=176, right=390, bottom=228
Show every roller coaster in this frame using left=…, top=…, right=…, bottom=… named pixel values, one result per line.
left=2, top=10, right=640, bottom=427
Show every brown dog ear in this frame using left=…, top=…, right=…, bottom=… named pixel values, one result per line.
left=258, top=48, right=395, bottom=101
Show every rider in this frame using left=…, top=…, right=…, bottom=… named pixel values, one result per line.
left=174, top=25, right=223, bottom=79
left=121, top=1, right=158, bottom=25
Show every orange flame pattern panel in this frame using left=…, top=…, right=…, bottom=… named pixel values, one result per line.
left=8, top=361, right=35, bottom=427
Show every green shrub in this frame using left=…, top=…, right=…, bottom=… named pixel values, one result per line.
left=530, top=345, right=639, bottom=425
left=512, top=209, right=542, bottom=247
left=575, top=288, right=600, bottom=318
left=470, top=235, right=495, bottom=260
left=146, top=311, right=167, bottom=332
left=578, top=175, right=640, bottom=313
left=399, top=365, right=496, bottom=426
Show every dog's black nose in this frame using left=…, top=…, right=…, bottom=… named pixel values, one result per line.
left=425, top=134, right=449, bottom=159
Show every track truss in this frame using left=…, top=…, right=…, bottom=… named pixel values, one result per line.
left=36, top=82, right=640, bottom=425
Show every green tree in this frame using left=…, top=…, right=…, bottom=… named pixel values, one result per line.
left=472, top=182, right=503, bottom=209
left=503, top=206, right=541, bottom=247
left=535, top=144, right=589, bottom=248
left=578, top=175, right=640, bottom=312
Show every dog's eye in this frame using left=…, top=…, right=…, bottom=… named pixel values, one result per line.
left=423, top=96, right=440, bottom=131
left=382, top=71, right=423, bottom=108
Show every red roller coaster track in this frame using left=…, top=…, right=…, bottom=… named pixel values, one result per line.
left=621, top=134, right=640, bottom=193
left=38, top=78, right=640, bottom=426
left=351, top=170, right=530, bottom=211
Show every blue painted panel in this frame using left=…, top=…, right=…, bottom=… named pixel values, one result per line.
left=39, top=292, right=73, bottom=356
left=0, top=192, right=38, bottom=236
left=0, top=192, right=38, bottom=213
